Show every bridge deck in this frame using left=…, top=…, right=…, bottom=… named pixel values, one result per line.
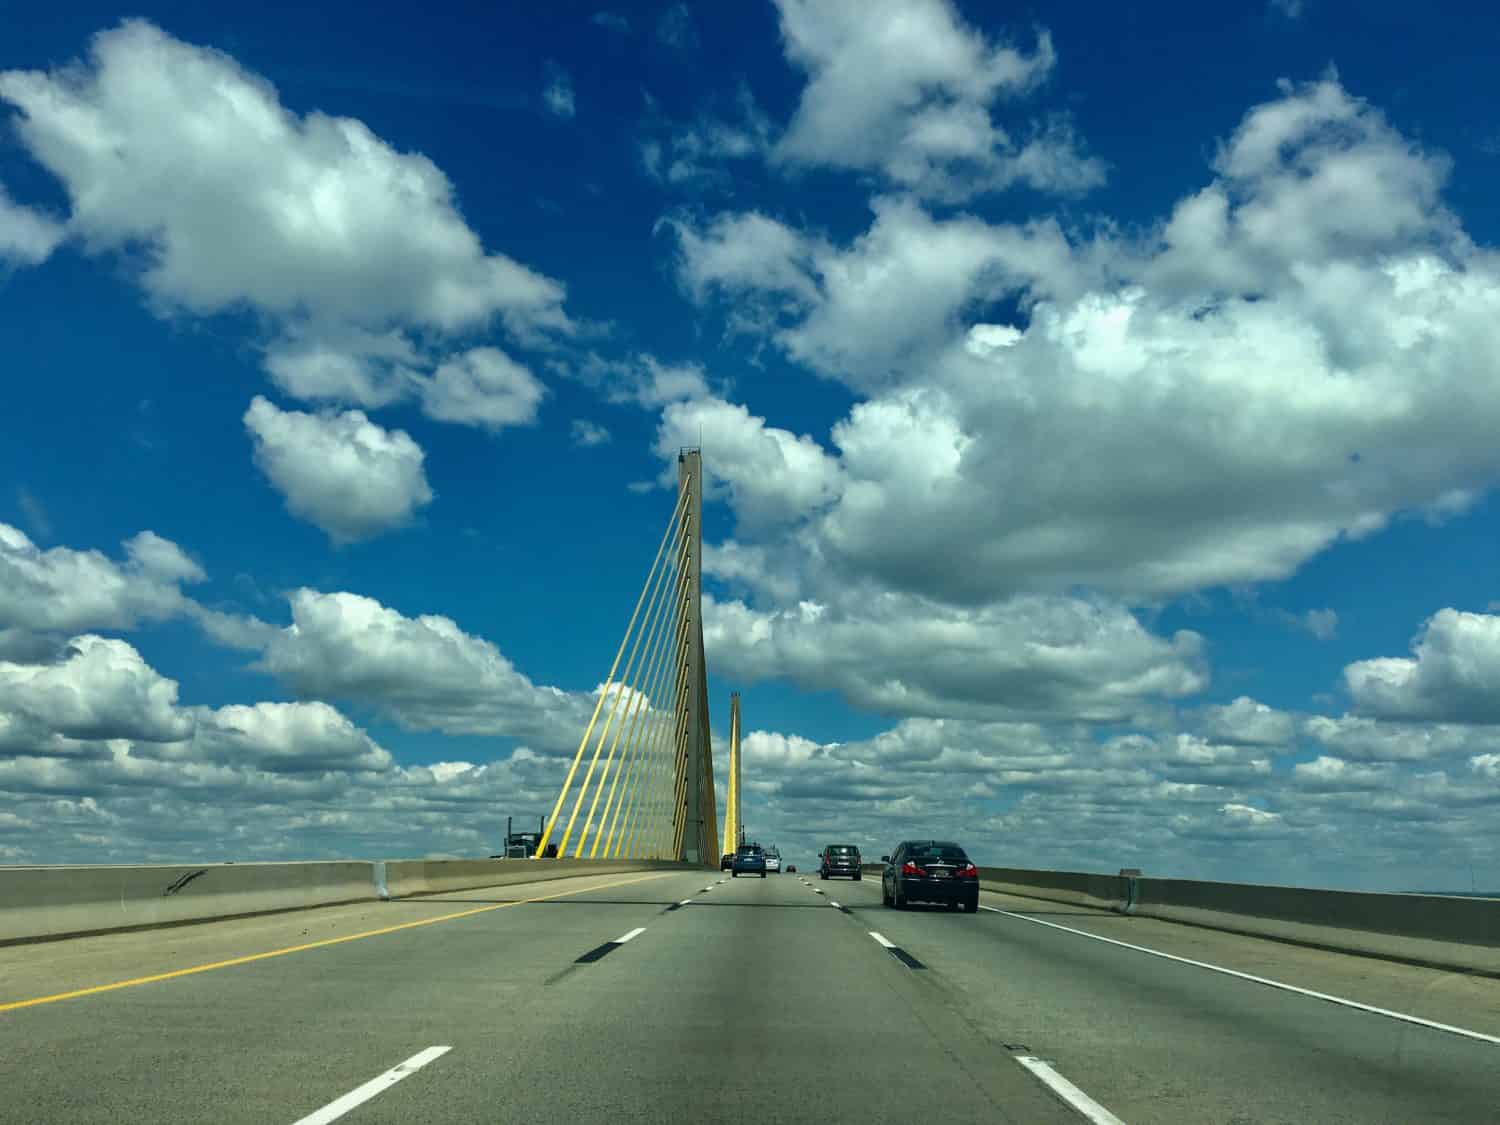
left=2, top=869, right=1497, bottom=1123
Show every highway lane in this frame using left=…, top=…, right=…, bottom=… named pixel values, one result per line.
left=381, top=869, right=1075, bottom=1124
left=817, top=871, right=1500, bottom=1123
left=0, top=868, right=694, bottom=1123
left=0, top=869, right=1077, bottom=1124
left=5, top=864, right=1498, bottom=1123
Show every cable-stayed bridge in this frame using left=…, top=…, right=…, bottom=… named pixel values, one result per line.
left=1, top=449, right=1498, bottom=1123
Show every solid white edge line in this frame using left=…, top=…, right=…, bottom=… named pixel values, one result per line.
left=1014, top=1056, right=1126, bottom=1125
left=868, top=931, right=896, bottom=949
left=616, top=927, right=646, bottom=944
left=290, top=1046, right=451, bottom=1125
left=981, top=906, right=1500, bottom=1047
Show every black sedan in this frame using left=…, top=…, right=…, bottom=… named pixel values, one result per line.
left=881, top=841, right=979, bottom=912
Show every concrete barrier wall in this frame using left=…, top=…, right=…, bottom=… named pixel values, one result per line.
left=860, top=860, right=1500, bottom=974
left=0, top=857, right=701, bottom=945
left=1135, top=878, right=1500, bottom=975
left=0, top=861, right=375, bottom=945
left=974, top=866, right=1130, bottom=913
left=382, top=858, right=692, bottom=899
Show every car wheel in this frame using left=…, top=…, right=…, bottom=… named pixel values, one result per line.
left=820, top=871, right=828, bottom=880
left=963, top=900, right=978, bottom=914
left=760, top=872, right=766, bottom=878
left=854, top=874, right=862, bottom=882
left=892, top=884, right=904, bottom=910
left=882, top=883, right=892, bottom=907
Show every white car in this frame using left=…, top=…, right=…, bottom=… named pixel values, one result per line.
left=764, top=849, right=781, bottom=873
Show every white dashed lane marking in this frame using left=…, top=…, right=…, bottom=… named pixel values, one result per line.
left=1013, top=1056, right=1126, bottom=1125
left=290, top=1046, right=451, bottom=1125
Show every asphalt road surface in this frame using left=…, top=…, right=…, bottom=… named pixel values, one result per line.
left=2, top=867, right=1498, bottom=1123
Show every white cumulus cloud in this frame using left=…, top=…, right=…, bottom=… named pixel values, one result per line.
left=419, top=347, right=547, bottom=431
left=1345, top=609, right=1500, bottom=723
left=1200, top=697, right=1297, bottom=747
left=0, top=19, right=572, bottom=406
left=244, top=396, right=434, bottom=544
left=256, top=588, right=593, bottom=749
left=654, top=397, right=843, bottom=532
left=772, top=0, right=1100, bottom=201
left=0, top=634, right=194, bottom=743
left=0, top=523, right=204, bottom=633
left=670, top=77, right=1500, bottom=605
left=0, top=183, right=64, bottom=266
left=704, top=592, right=1207, bottom=723
left=187, top=701, right=393, bottom=774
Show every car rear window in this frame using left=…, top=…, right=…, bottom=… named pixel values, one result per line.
left=908, top=845, right=968, bottom=861
left=737, top=845, right=762, bottom=855
left=827, top=846, right=858, bottom=856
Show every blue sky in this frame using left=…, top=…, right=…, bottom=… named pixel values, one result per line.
left=4, top=1, right=1500, bottom=890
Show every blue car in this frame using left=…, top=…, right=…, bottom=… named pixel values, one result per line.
left=730, top=843, right=767, bottom=878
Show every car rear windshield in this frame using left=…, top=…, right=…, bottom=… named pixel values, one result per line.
left=827, top=846, right=859, bottom=856
left=737, top=845, right=762, bottom=855
left=908, top=845, right=968, bottom=861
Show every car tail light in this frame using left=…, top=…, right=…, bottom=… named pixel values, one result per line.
left=901, top=862, right=922, bottom=877
left=958, top=863, right=978, bottom=878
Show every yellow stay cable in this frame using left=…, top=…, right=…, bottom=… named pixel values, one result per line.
left=572, top=521, right=685, bottom=856
left=603, top=530, right=687, bottom=855
left=662, top=604, right=695, bottom=858
left=668, top=663, right=694, bottom=859
left=622, top=599, right=688, bottom=859
left=617, top=646, right=685, bottom=859
left=582, top=531, right=687, bottom=857
left=555, top=488, right=694, bottom=857
left=630, top=620, right=689, bottom=859
left=533, top=485, right=690, bottom=860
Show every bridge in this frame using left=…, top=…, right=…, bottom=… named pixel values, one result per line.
left=1, top=450, right=1498, bottom=1123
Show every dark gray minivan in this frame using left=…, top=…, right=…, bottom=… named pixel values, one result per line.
left=819, top=844, right=862, bottom=880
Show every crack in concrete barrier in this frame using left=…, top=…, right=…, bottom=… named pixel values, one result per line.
left=162, top=870, right=208, bottom=897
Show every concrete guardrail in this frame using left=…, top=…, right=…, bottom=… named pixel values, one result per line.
left=0, top=857, right=696, bottom=946
left=0, top=861, right=375, bottom=945
left=861, top=861, right=1500, bottom=976
left=381, top=858, right=690, bottom=899
left=1133, top=877, right=1500, bottom=976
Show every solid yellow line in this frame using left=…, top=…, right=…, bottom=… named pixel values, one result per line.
left=0, top=871, right=674, bottom=1015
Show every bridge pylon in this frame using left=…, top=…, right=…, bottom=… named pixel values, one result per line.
left=672, top=450, right=718, bottom=865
